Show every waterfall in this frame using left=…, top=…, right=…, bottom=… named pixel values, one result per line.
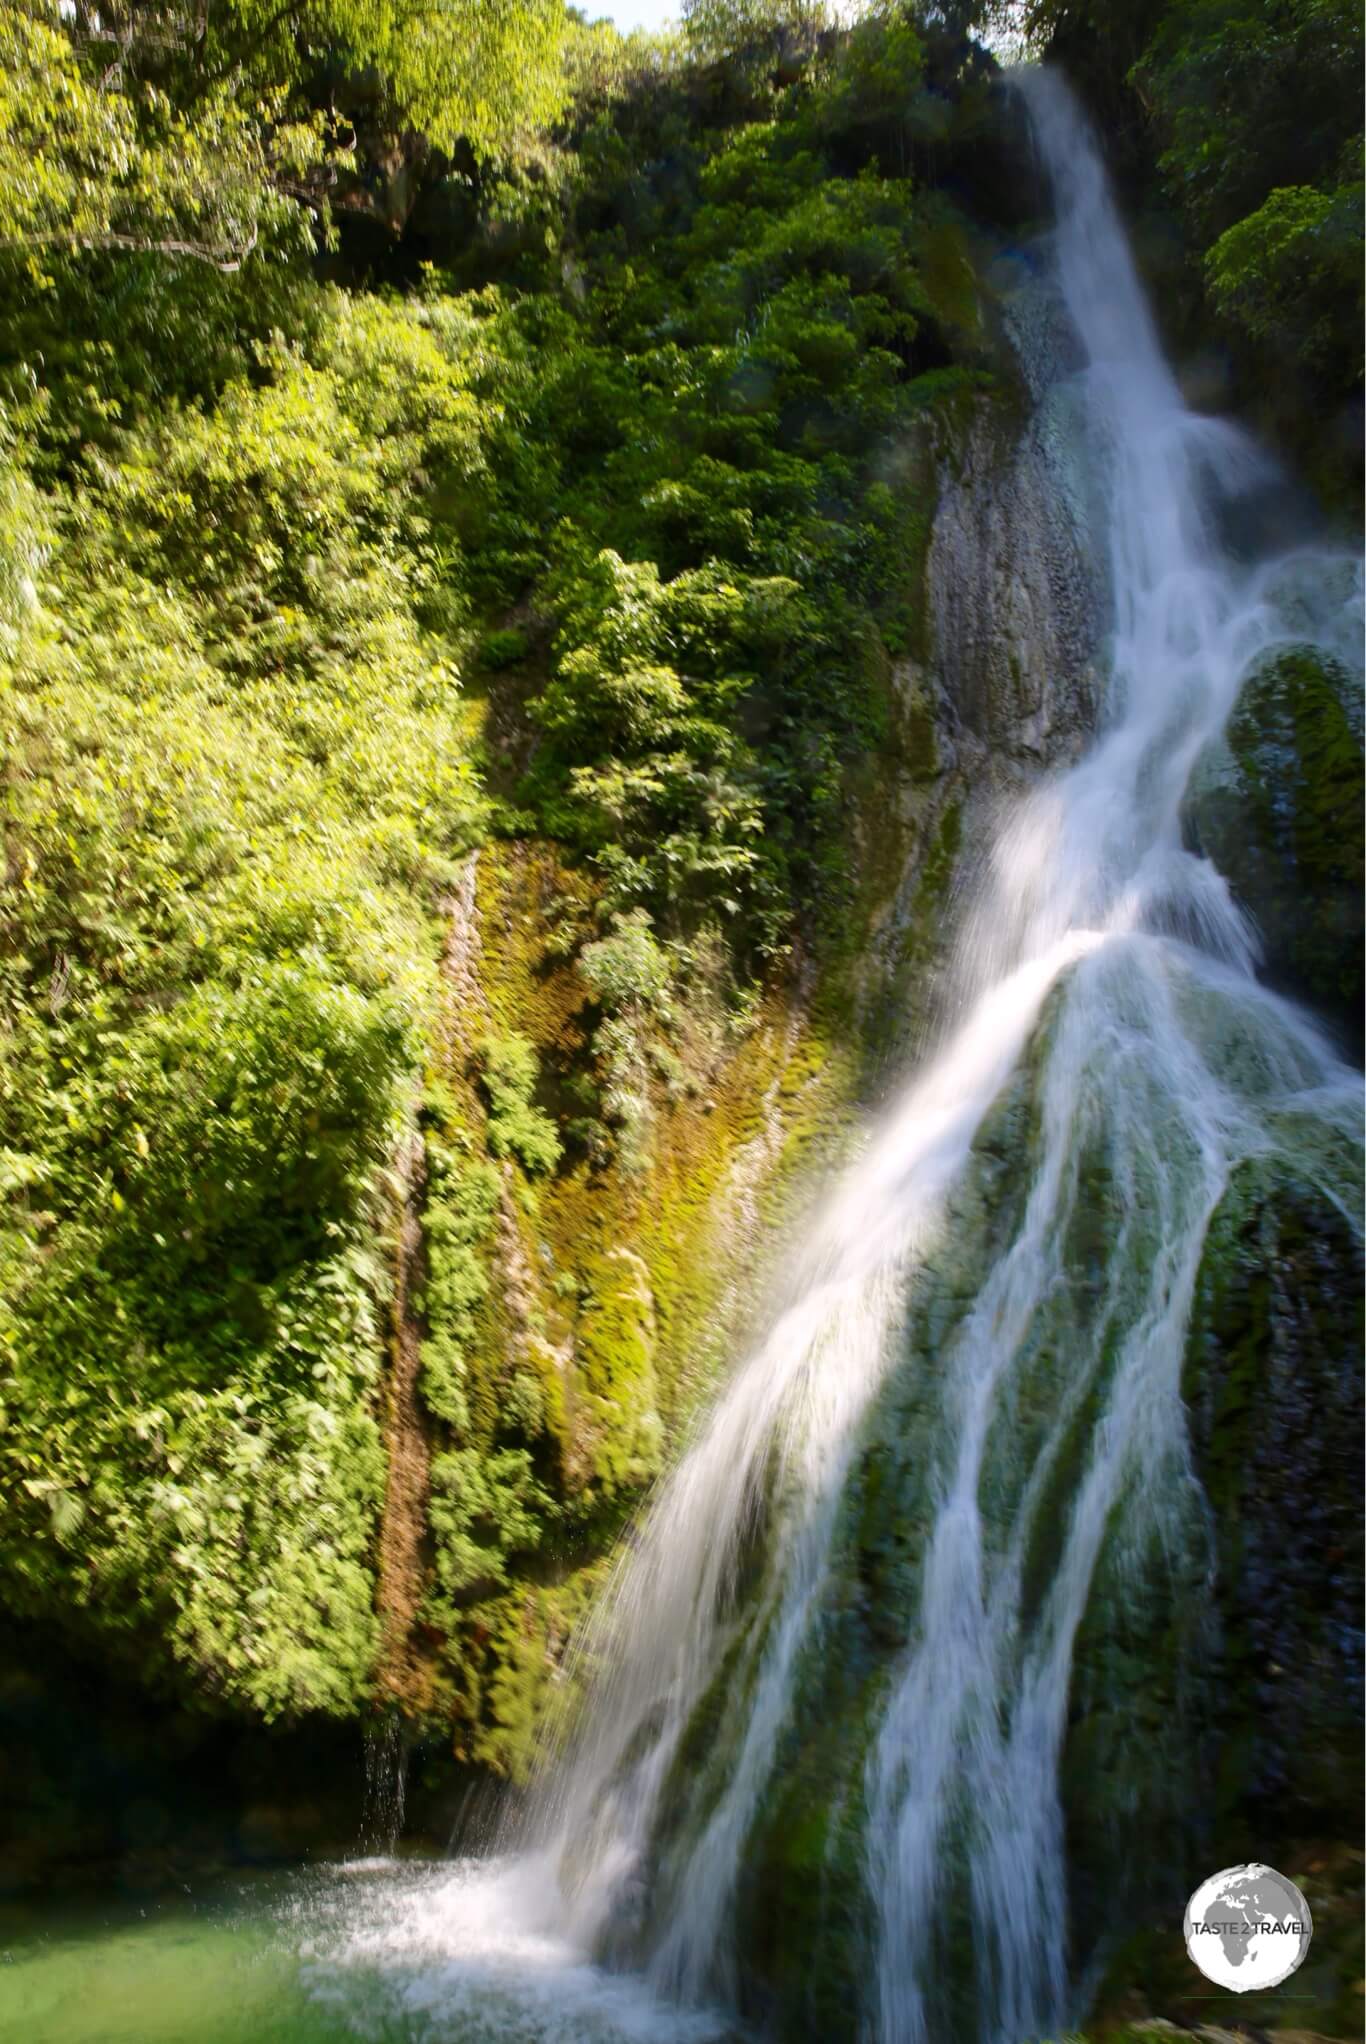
left=865, top=67, right=1362, bottom=2039
left=403, top=68, right=1361, bottom=2044
left=360, top=1713, right=410, bottom=1858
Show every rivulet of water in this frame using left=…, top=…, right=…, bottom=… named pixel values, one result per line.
left=304, top=66, right=1361, bottom=2044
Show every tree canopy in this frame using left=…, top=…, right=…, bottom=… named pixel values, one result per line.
left=0, top=0, right=570, bottom=273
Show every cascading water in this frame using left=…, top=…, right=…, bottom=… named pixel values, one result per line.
left=302, top=65, right=1362, bottom=2044
left=862, top=68, right=1363, bottom=2042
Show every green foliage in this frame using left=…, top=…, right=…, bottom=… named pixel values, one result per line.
left=0, top=0, right=569, bottom=288
left=1131, top=0, right=1360, bottom=238
left=210, top=0, right=570, bottom=157
left=477, top=1032, right=562, bottom=1173
left=579, top=907, right=675, bottom=1012
left=0, top=283, right=491, bottom=1717
left=0, top=0, right=999, bottom=1746
left=534, top=549, right=770, bottom=923
left=1133, top=0, right=1363, bottom=391
left=1026, top=0, right=1363, bottom=452
left=478, top=625, right=531, bottom=669
left=471, top=80, right=982, bottom=954
left=1206, top=179, right=1363, bottom=376
left=0, top=416, right=47, bottom=642
left=812, top=4, right=926, bottom=158
left=682, top=0, right=831, bottom=64
left=0, top=1, right=309, bottom=270
left=427, top=1443, right=549, bottom=1613
left=578, top=908, right=678, bottom=1171
left=419, top=1123, right=501, bottom=1430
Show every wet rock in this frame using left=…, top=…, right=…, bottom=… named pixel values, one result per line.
left=1185, top=646, right=1364, bottom=1056
left=850, top=356, right=1107, bottom=1082
left=928, top=378, right=1103, bottom=770
left=1182, top=1160, right=1364, bottom=1839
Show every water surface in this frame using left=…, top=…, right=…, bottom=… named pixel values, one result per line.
left=0, top=1860, right=733, bottom=2044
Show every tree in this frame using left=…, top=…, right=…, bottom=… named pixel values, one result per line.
left=1206, top=178, right=1364, bottom=381
left=0, top=2, right=312, bottom=269
left=0, top=0, right=571, bottom=276
left=681, top=0, right=831, bottom=68
left=205, top=0, right=570, bottom=157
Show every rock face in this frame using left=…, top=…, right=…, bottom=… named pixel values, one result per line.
left=1072, top=1158, right=1366, bottom=2039
left=1186, top=643, right=1364, bottom=1054
left=851, top=366, right=1106, bottom=1081
left=716, top=999, right=1362, bottom=2041
left=928, top=381, right=1102, bottom=772
left=1183, top=1159, right=1364, bottom=1837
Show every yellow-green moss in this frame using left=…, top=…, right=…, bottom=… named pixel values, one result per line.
left=397, top=728, right=966, bottom=1768
left=575, top=1247, right=662, bottom=1495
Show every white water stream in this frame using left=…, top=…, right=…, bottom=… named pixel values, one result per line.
left=314, top=66, right=1361, bottom=2044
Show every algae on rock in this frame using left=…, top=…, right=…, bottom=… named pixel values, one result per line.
left=1186, top=644, right=1364, bottom=1050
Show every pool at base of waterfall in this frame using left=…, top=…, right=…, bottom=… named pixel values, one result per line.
left=0, top=1861, right=737, bottom=2044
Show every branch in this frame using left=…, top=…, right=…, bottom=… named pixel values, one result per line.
left=0, top=224, right=260, bottom=272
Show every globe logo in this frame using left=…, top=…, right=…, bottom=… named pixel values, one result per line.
left=1184, top=1863, right=1313, bottom=1992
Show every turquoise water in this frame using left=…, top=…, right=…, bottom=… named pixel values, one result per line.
left=0, top=1872, right=337, bottom=2044
left=0, top=1860, right=735, bottom=2044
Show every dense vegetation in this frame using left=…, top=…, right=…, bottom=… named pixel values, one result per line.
left=1024, top=0, right=1363, bottom=493
left=0, top=0, right=1358, bottom=1813
left=0, top=0, right=999, bottom=1759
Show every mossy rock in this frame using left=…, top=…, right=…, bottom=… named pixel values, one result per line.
left=574, top=1247, right=663, bottom=1496
left=1182, top=1157, right=1364, bottom=1838
left=730, top=1707, right=875, bottom=2043
left=1186, top=647, right=1364, bottom=1052
left=1084, top=1159, right=1365, bottom=2034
